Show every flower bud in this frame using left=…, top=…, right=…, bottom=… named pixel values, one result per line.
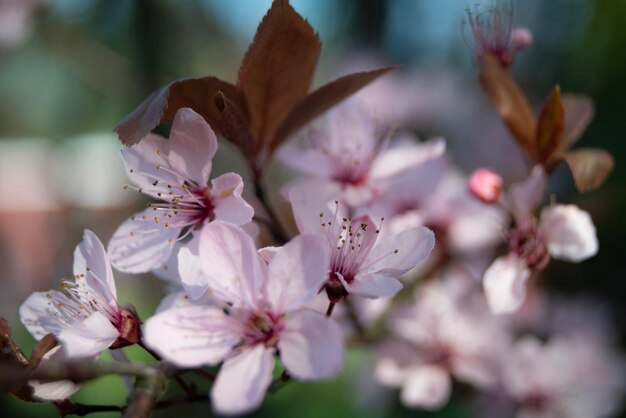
left=469, top=168, right=502, bottom=203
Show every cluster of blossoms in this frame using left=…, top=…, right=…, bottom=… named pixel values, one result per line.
left=11, top=1, right=624, bottom=417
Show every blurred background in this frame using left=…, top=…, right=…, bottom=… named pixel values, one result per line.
left=0, top=0, right=624, bottom=416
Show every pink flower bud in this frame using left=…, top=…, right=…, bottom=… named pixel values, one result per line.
left=511, top=27, right=533, bottom=51
left=469, top=168, right=502, bottom=203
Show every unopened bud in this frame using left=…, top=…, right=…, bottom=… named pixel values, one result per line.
left=511, top=27, right=533, bottom=52
left=469, top=168, right=503, bottom=203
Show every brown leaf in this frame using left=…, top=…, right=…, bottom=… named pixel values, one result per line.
left=478, top=53, right=537, bottom=156
left=536, top=85, right=564, bottom=165
left=563, top=148, right=614, bottom=192
left=237, top=0, right=321, bottom=149
left=560, top=93, right=594, bottom=151
left=115, top=77, right=242, bottom=146
left=270, top=66, right=401, bottom=153
left=215, top=92, right=257, bottom=158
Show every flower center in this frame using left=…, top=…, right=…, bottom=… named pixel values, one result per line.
left=508, top=221, right=549, bottom=271
left=243, top=311, right=283, bottom=347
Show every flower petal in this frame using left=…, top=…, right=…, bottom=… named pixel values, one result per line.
left=509, top=166, right=547, bottom=223
left=211, top=345, right=274, bottom=415
left=342, top=272, right=403, bottom=299
left=108, top=208, right=180, bottom=273
left=288, top=179, right=343, bottom=234
left=58, top=311, right=119, bottom=358
left=364, top=226, right=435, bottom=276
left=166, top=108, right=217, bottom=185
left=400, top=365, right=451, bottom=410
left=266, top=234, right=329, bottom=313
left=30, top=346, right=81, bottom=400
left=278, top=310, right=344, bottom=379
left=211, top=172, right=254, bottom=225
left=20, top=291, right=67, bottom=339
left=74, top=230, right=117, bottom=309
left=178, top=240, right=209, bottom=301
left=370, top=137, right=446, bottom=180
left=483, top=255, right=531, bottom=314
left=540, top=204, right=598, bottom=262
left=198, top=222, right=266, bottom=308
left=144, top=306, right=239, bottom=367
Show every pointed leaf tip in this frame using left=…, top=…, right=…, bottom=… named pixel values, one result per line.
left=237, top=0, right=321, bottom=148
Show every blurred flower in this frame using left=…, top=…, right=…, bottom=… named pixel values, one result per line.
left=375, top=276, right=508, bottom=410
left=483, top=167, right=598, bottom=314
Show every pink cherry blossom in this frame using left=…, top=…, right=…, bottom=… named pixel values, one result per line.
left=483, top=167, right=598, bottom=314
left=144, top=222, right=344, bottom=415
left=20, top=230, right=139, bottom=358
left=279, top=99, right=446, bottom=208
left=108, top=108, right=254, bottom=273
left=289, top=185, right=435, bottom=304
left=497, top=336, right=624, bottom=418
left=375, top=277, right=508, bottom=410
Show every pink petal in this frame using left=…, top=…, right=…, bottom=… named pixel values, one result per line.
left=266, top=234, right=329, bottom=313
left=483, top=255, right=531, bottom=314
left=58, top=311, right=119, bottom=358
left=375, top=340, right=421, bottom=387
left=30, top=346, right=81, bottom=400
left=509, top=166, right=547, bottom=223
left=20, top=291, right=67, bottom=339
left=73, top=230, right=117, bottom=309
left=120, top=133, right=179, bottom=199
left=364, top=226, right=435, bottom=276
left=370, top=137, right=446, bottom=180
left=198, top=221, right=266, bottom=308
left=144, top=306, right=239, bottom=367
left=166, top=108, right=217, bottom=185
left=288, top=179, right=343, bottom=234
left=211, top=345, right=274, bottom=415
left=343, top=272, right=403, bottom=298
left=400, top=365, right=451, bottom=410
left=278, top=310, right=344, bottom=379
left=178, top=238, right=209, bottom=301
left=540, top=205, right=598, bottom=262
left=108, top=208, right=180, bottom=273
left=211, top=172, right=254, bottom=225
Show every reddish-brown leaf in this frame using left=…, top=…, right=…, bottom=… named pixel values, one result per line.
left=237, top=0, right=321, bottom=149
left=270, top=66, right=401, bottom=153
left=536, top=85, right=564, bottom=165
left=563, top=148, right=614, bottom=192
left=115, top=77, right=242, bottom=146
left=478, top=53, right=537, bottom=156
left=560, top=93, right=594, bottom=152
left=215, top=92, right=257, bottom=158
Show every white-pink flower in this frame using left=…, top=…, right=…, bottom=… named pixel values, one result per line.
left=498, top=336, right=624, bottom=418
left=108, top=107, right=254, bottom=273
left=483, top=167, right=598, bottom=314
left=279, top=99, right=446, bottom=208
left=144, top=222, right=344, bottom=415
left=375, top=278, right=508, bottom=410
left=289, top=185, right=435, bottom=303
left=20, top=230, right=139, bottom=358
